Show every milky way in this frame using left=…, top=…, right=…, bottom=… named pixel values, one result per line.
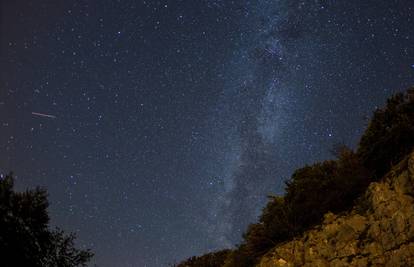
left=2, top=1, right=414, bottom=266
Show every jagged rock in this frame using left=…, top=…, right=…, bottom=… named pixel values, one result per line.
left=258, top=152, right=414, bottom=267
left=323, top=212, right=337, bottom=224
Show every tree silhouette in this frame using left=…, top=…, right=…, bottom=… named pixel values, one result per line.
left=0, top=173, right=93, bottom=267
left=358, top=91, right=414, bottom=178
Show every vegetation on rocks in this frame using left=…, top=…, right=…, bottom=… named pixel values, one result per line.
left=177, top=88, right=414, bottom=266
left=258, top=151, right=414, bottom=266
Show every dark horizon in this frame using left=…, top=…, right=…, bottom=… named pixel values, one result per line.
left=2, top=1, right=414, bottom=266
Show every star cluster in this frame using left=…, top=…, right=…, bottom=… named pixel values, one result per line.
left=2, top=1, right=414, bottom=266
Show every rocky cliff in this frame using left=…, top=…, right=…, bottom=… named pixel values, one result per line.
left=258, top=151, right=414, bottom=267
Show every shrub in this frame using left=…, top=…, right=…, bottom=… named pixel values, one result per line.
left=222, top=244, right=255, bottom=267
left=358, top=91, right=414, bottom=178
left=176, top=249, right=231, bottom=267
left=285, top=147, right=368, bottom=232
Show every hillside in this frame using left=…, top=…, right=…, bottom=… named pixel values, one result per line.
left=259, top=150, right=414, bottom=266
left=177, top=90, right=414, bottom=267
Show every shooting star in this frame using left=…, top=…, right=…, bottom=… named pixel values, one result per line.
left=32, top=112, right=56, bottom=119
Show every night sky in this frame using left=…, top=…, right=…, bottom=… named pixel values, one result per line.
left=2, top=0, right=414, bottom=266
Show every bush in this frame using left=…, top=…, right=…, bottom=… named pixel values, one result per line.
left=286, top=147, right=369, bottom=232
left=226, top=147, right=368, bottom=265
left=285, top=160, right=338, bottom=232
left=358, top=91, right=414, bottom=178
left=176, top=249, right=231, bottom=267
left=225, top=197, right=294, bottom=266
left=222, top=244, right=255, bottom=267
left=259, top=196, right=293, bottom=245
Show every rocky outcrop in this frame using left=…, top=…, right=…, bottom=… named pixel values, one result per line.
left=258, top=152, right=414, bottom=267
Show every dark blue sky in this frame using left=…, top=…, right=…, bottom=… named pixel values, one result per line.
left=2, top=0, right=414, bottom=266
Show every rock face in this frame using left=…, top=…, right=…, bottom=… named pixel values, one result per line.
left=258, top=152, right=414, bottom=267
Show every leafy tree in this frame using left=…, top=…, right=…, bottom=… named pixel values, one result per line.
left=358, top=91, right=414, bottom=178
left=235, top=196, right=293, bottom=265
left=285, top=147, right=368, bottom=232
left=0, top=173, right=93, bottom=267
left=222, top=244, right=255, bottom=267
left=175, top=249, right=231, bottom=267
left=285, top=160, right=338, bottom=232
left=225, top=148, right=368, bottom=266
left=259, top=196, right=294, bottom=244
left=332, top=146, right=370, bottom=209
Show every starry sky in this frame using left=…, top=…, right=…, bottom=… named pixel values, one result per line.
left=1, top=0, right=414, bottom=266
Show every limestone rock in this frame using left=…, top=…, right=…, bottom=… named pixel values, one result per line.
left=258, top=152, right=414, bottom=267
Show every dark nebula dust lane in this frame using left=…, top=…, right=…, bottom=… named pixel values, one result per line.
left=1, top=1, right=414, bottom=266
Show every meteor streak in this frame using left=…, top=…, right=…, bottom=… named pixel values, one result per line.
left=32, top=112, right=56, bottom=119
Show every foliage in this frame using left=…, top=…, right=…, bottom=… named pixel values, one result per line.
left=222, top=244, right=255, bottom=267
left=358, top=91, right=414, bottom=178
left=225, top=147, right=369, bottom=265
left=286, top=147, right=369, bottom=233
left=0, top=173, right=93, bottom=267
left=175, top=249, right=231, bottom=267
left=240, top=196, right=293, bottom=262
left=179, top=89, right=414, bottom=266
